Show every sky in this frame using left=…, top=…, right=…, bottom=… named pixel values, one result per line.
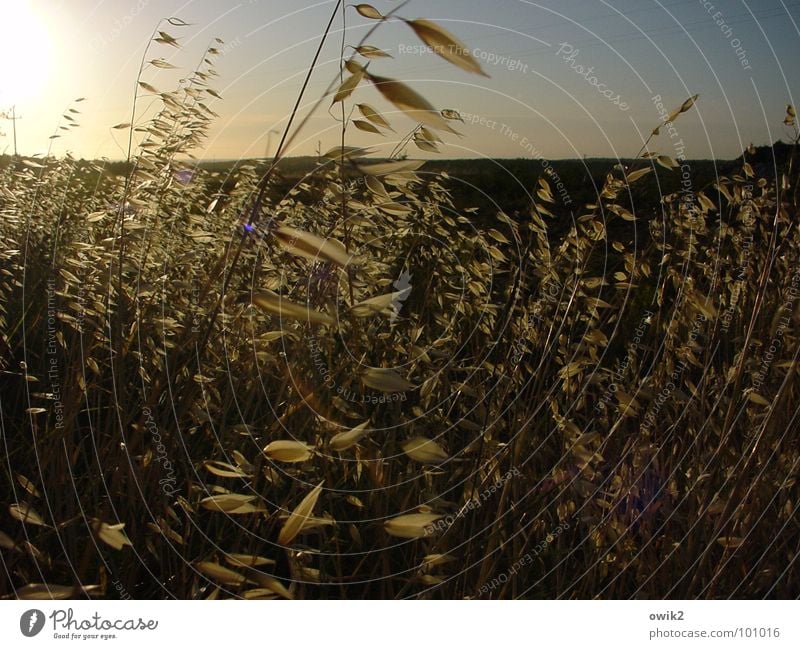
left=1, top=0, right=799, bottom=161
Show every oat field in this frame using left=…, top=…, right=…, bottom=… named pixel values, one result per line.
left=1, top=6, right=799, bottom=600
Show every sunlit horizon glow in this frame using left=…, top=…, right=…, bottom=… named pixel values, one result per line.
left=1, top=1, right=799, bottom=160
left=0, top=1, right=52, bottom=105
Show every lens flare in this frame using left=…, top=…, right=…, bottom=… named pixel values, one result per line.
left=0, top=1, right=52, bottom=103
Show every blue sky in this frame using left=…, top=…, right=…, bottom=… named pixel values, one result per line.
left=3, top=0, right=799, bottom=160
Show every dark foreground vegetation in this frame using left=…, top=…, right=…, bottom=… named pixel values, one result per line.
left=1, top=10, right=799, bottom=599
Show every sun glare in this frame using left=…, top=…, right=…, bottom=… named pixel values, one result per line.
left=0, top=1, right=52, bottom=104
